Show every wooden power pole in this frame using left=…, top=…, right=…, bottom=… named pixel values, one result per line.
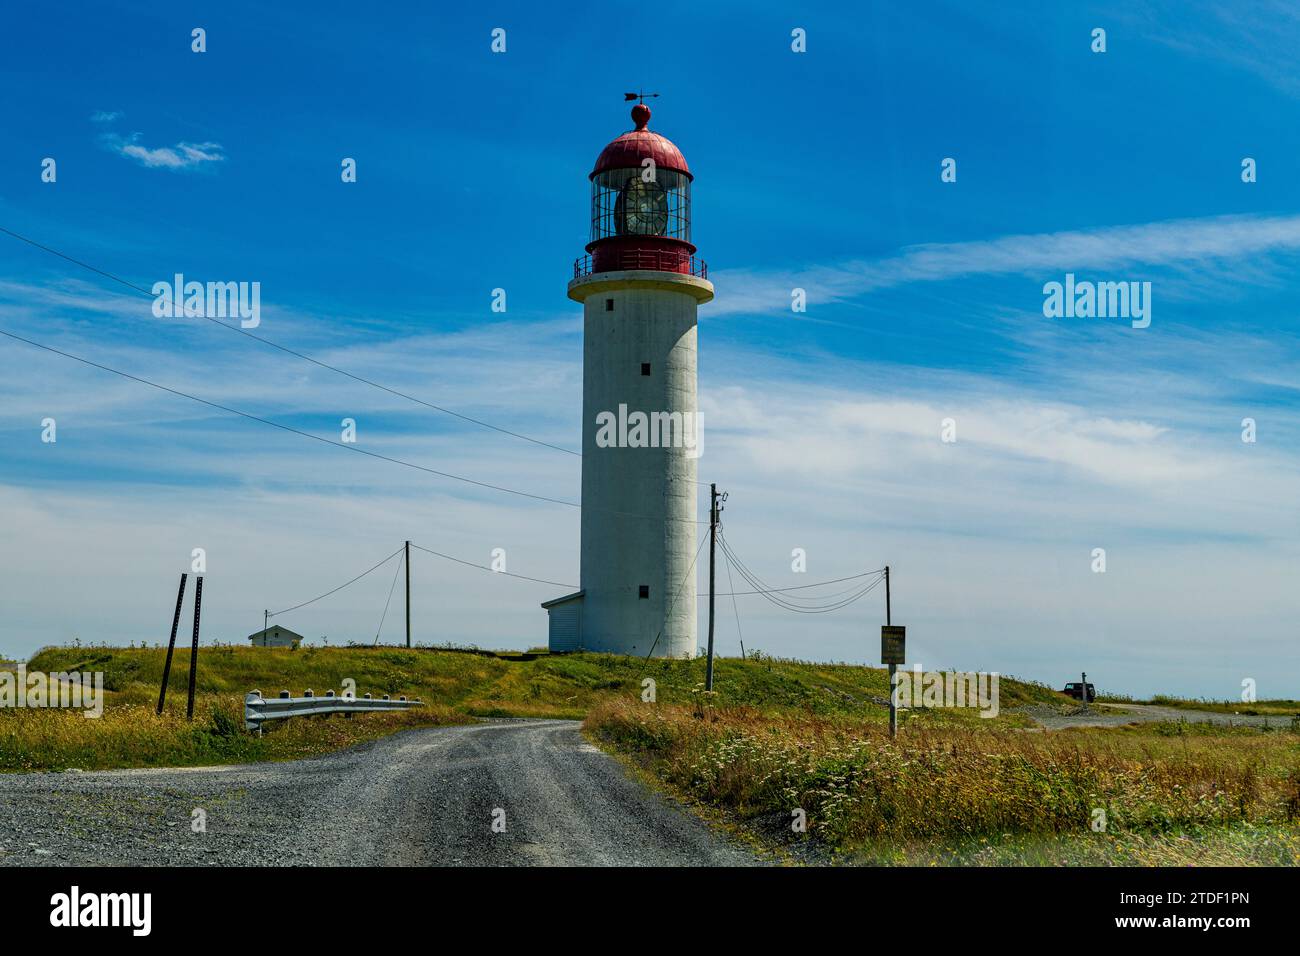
left=705, top=484, right=719, bottom=691
left=405, top=540, right=412, bottom=649
left=886, top=565, right=896, bottom=738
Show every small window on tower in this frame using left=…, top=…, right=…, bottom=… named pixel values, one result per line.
left=605, top=298, right=614, bottom=311
left=638, top=585, right=649, bottom=599
left=640, top=362, right=651, bottom=376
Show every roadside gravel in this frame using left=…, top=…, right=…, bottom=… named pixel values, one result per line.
left=0, top=719, right=760, bottom=867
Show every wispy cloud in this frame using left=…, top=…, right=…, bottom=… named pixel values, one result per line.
left=711, top=213, right=1300, bottom=316
left=89, top=109, right=122, bottom=124
left=99, top=131, right=225, bottom=171
left=2, top=217, right=1297, bottom=695
left=1124, top=0, right=1300, bottom=99
left=2, top=311, right=1296, bottom=695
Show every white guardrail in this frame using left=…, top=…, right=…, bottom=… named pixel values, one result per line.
left=244, top=689, right=425, bottom=733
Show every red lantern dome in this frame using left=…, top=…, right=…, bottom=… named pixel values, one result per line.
left=577, top=105, right=704, bottom=278
left=590, top=105, right=692, bottom=180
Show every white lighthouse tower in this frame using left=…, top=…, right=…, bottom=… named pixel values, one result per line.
left=542, top=101, right=713, bottom=658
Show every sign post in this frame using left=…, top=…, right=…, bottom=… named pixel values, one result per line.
left=880, top=566, right=905, bottom=738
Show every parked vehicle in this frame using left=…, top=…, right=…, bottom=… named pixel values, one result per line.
left=1062, top=681, right=1096, bottom=702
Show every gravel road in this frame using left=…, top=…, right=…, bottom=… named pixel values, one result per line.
left=0, top=719, right=760, bottom=867
left=1020, top=702, right=1295, bottom=731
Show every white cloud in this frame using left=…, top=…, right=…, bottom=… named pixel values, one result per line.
left=101, top=132, right=225, bottom=171
left=710, top=213, right=1300, bottom=316
left=2, top=211, right=1298, bottom=696
left=1, top=296, right=1297, bottom=697
left=1125, top=0, right=1300, bottom=99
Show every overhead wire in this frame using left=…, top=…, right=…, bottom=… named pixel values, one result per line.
left=0, top=224, right=580, bottom=457
left=641, top=532, right=709, bottom=662
left=721, top=545, right=746, bottom=657
left=373, top=549, right=406, bottom=645
left=268, top=546, right=403, bottom=617
left=720, top=538, right=880, bottom=607
left=0, top=326, right=706, bottom=523
left=718, top=533, right=885, bottom=613
left=5, top=223, right=889, bottom=627
left=409, top=542, right=576, bottom=589
left=0, top=225, right=718, bottom=488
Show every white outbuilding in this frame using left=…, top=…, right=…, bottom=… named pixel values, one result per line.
left=541, top=591, right=584, bottom=653
left=247, top=625, right=304, bottom=649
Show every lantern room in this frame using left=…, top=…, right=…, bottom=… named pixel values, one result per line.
left=577, top=103, right=705, bottom=278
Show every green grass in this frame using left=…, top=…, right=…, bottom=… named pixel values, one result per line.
left=1, top=644, right=1059, bottom=771
left=584, top=699, right=1300, bottom=865
left=846, top=823, right=1300, bottom=866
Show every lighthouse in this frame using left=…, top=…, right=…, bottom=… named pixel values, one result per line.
left=542, top=101, right=713, bottom=658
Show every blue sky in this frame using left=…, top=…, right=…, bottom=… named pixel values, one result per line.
left=1, top=1, right=1298, bottom=698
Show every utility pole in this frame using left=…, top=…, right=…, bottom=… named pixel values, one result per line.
left=264, top=609, right=268, bottom=638
left=405, top=540, right=412, bottom=649
left=705, top=484, right=719, bottom=691
left=886, top=565, right=896, bottom=738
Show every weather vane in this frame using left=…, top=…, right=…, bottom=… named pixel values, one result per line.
left=624, top=90, right=660, bottom=105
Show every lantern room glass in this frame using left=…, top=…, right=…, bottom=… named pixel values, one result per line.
left=590, top=168, right=691, bottom=243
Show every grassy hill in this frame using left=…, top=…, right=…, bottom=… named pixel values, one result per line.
left=3, top=643, right=1061, bottom=771
left=5, top=644, right=1297, bottom=865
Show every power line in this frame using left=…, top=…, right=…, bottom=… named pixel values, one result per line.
left=721, top=546, right=745, bottom=657
left=0, top=223, right=580, bottom=457
left=409, top=542, right=576, bottom=589
left=0, top=225, right=711, bottom=489
left=718, top=533, right=885, bottom=613
left=641, top=532, right=709, bottom=662
left=737, top=569, right=883, bottom=614
left=719, top=537, right=883, bottom=606
left=269, top=546, right=403, bottom=617
left=714, top=568, right=888, bottom=597
left=0, top=325, right=707, bottom=524
left=712, top=507, right=887, bottom=601
left=263, top=537, right=573, bottom=634
left=0, top=326, right=583, bottom=506
left=373, top=549, right=406, bottom=645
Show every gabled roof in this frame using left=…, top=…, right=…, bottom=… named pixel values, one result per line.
left=247, top=625, right=306, bottom=641
left=540, top=590, right=585, bottom=609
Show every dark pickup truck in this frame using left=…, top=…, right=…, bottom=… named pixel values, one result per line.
left=1062, top=682, right=1096, bottom=703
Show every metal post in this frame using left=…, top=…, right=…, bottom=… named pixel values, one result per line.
left=157, top=573, right=187, bottom=715
left=705, top=484, right=717, bottom=691
left=1081, top=670, right=1088, bottom=710
left=405, top=540, right=411, bottom=649
left=886, top=566, right=896, bottom=738
left=186, top=576, right=203, bottom=720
